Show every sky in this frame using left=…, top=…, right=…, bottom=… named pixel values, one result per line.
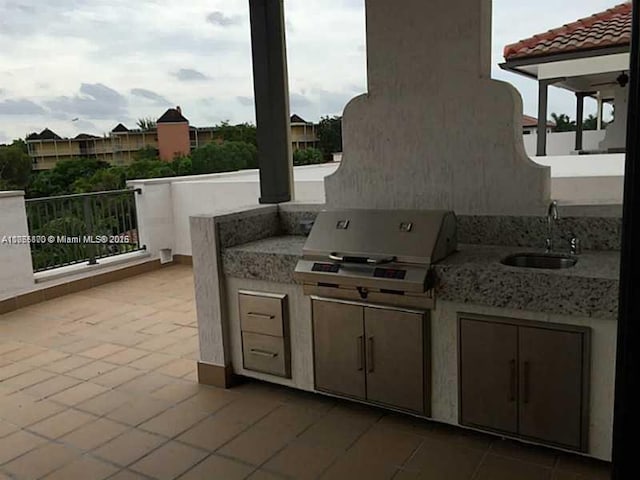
left=0, top=0, right=624, bottom=143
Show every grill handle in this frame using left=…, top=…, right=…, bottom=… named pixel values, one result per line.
left=328, top=252, right=396, bottom=265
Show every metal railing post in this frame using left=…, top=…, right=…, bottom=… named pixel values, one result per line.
left=83, top=195, right=97, bottom=265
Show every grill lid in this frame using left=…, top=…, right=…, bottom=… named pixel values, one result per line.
left=302, top=209, right=457, bottom=266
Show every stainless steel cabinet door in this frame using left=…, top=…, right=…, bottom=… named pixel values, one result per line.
left=518, top=326, right=586, bottom=450
left=459, top=318, right=518, bottom=435
left=364, top=307, right=425, bottom=413
left=312, top=300, right=366, bottom=400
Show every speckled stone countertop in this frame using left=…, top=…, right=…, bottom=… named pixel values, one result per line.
left=222, top=236, right=620, bottom=319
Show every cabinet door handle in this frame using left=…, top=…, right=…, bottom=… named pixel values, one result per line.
left=523, top=361, right=531, bottom=404
left=509, top=359, right=517, bottom=402
left=247, top=312, right=275, bottom=320
left=250, top=349, right=278, bottom=358
left=367, top=337, right=374, bottom=373
left=357, top=335, right=364, bottom=371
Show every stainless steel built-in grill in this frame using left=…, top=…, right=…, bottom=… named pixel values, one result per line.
left=294, top=209, right=457, bottom=309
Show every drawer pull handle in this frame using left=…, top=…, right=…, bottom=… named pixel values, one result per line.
left=523, top=361, right=531, bottom=404
left=367, top=337, right=374, bottom=373
left=247, top=312, right=275, bottom=320
left=357, top=335, right=364, bottom=371
left=250, top=349, right=278, bottom=358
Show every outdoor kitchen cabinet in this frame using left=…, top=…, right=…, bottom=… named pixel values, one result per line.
left=312, top=298, right=429, bottom=415
left=458, top=315, right=590, bottom=452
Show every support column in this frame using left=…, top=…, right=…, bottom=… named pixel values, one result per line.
left=537, top=80, right=552, bottom=156
left=575, top=92, right=586, bottom=151
left=596, top=93, right=604, bottom=130
left=249, top=0, right=293, bottom=204
left=613, top=0, right=640, bottom=477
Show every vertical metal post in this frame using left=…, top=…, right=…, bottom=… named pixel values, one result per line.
left=613, top=0, right=640, bottom=477
left=249, top=0, right=293, bottom=204
left=537, top=80, right=551, bottom=156
left=575, top=92, right=585, bottom=152
left=83, top=196, right=97, bottom=265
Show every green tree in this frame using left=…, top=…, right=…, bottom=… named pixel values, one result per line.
left=551, top=113, right=576, bottom=132
left=317, top=116, right=342, bottom=160
left=293, top=147, right=324, bottom=166
left=26, top=158, right=110, bottom=197
left=212, top=121, right=257, bottom=146
left=136, top=117, right=157, bottom=130
left=0, top=141, right=31, bottom=190
left=133, top=146, right=159, bottom=162
left=191, top=141, right=258, bottom=175
left=72, top=167, right=126, bottom=193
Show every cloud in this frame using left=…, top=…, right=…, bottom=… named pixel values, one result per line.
left=0, top=131, right=9, bottom=144
left=172, top=68, right=209, bottom=82
left=236, top=96, right=254, bottom=107
left=44, top=83, right=128, bottom=119
left=206, top=11, right=243, bottom=27
left=0, top=99, right=45, bottom=115
left=131, top=88, right=171, bottom=106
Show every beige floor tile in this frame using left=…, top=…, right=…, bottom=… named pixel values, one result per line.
left=296, top=411, right=374, bottom=451
left=21, top=375, right=82, bottom=399
left=42, top=456, right=119, bottom=480
left=555, top=454, right=611, bottom=479
left=150, top=381, right=201, bottom=404
left=0, top=430, right=47, bottom=464
left=44, top=355, right=94, bottom=374
left=75, top=389, right=135, bottom=416
left=218, top=425, right=295, bottom=466
left=130, top=441, right=208, bottom=480
left=404, top=437, right=484, bottom=480
left=58, top=338, right=103, bottom=354
left=0, top=419, right=19, bottom=438
left=1, top=345, right=47, bottom=362
left=264, top=440, right=342, bottom=480
left=319, top=453, right=398, bottom=480
left=79, top=343, right=127, bottom=360
left=178, top=415, right=249, bottom=452
left=128, top=353, right=175, bottom=371
left=254, top=404, right=321, bottom=438
left=474, top=455, right=553, bottom=480
left=102, top=348, right=149, bottom=365
left=247, top=470, right=287, bottom=480
left=28, top=408, right=96, bottom=439
left=116, top=372, right=175, bottom=394
left=178, top=387, right=237, bottom=414
left=93, top=429, right=167, bottom=466
left=139, top=323, right=181, bottom=337
left=0, top=361, right=34, bottom=381
left=154, top=358, right=196, bottom=378
left=60, top=417, right=129, bottom=450
left=4, top=442, right=80, bottom=479
left=66, top=360, right=118, bottom=380
left=48, top=381, right=109, bottom=406
left=0, top=395, right=65, bottom=427
left=490, top=439, right=558, bottom=468
left=22, top=349, right=70, bottom=367
left=91, top=366, right=145, bottom=388
left=214, top=396, right=281, bottom=426
left=0, top=342, right=23, bottom=356
left=424, top=423, right=495, bottom=451
left=108, top=470, right=150, bottom=480
left=180, top=454, right=254, bottom=480
left=2, top=368, right=55, bottom=390
left=345, top=425, right=423, bottom=467
left=139, top=403, right=209, bottom=438
left=106, top=396, right=173, bottom=426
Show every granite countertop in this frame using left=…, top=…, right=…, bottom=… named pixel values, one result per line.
left=222, top=236, right=620, bottom=319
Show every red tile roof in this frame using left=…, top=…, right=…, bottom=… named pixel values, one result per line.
left=504, top=3, right=632, bottom=61
left=523, top=115, right=555, bottom=128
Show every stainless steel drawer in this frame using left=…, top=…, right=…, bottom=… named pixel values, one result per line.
left=242, top=332, right=290, bottom=378
left=239, top=292, right=286, bottom=337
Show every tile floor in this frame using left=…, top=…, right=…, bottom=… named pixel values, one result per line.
left=0, top=265, right=611, bottom=479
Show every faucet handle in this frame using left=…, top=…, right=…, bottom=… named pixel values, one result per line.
left=570, top=237, right=581, bottom=255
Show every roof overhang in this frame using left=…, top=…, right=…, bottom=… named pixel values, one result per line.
left=501, top=45, right=630, bottom=95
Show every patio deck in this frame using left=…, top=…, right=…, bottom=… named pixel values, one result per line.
left=0, top=265, right=610, bottom=479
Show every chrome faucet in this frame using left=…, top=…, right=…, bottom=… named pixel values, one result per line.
left=545, top=200, right=559, bottom=252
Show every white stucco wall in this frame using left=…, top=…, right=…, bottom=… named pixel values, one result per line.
left=0, top=191, right=35, bottom=299
left=523, top=131, right=607, bottom=157
left=128, top=164, right=337, bottom=258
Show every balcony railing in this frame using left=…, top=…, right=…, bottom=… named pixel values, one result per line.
left=25, top=189, right=145, bottom=272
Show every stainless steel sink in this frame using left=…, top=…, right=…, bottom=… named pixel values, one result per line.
left=501, top=252, right=578, bottom=270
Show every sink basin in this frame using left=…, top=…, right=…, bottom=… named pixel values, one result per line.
left=501, top=252, right=578, bottom=270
